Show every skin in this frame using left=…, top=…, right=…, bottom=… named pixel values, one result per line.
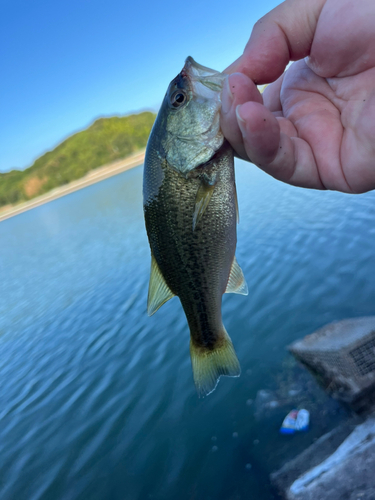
left=220, top=0, right=375, bottom=193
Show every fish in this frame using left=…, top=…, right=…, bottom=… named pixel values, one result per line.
left=143, top=57, right=248, bottom=397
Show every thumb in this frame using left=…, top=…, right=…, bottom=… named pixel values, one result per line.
left=226, top=0, right=326, bottom=84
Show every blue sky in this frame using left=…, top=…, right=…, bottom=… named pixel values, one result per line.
left=0, top=0, right=281, bottom=172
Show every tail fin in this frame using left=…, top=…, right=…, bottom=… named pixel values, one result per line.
left=190, top=330, right=241, bottom=398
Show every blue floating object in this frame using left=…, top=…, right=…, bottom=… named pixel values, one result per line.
left=280, top=409, right=298, bottom=434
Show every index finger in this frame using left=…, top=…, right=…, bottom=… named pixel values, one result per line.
left=226, top=0, right=326, bottom=84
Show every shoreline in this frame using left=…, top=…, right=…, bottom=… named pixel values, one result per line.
left=0, top=150, right=145, bottom=223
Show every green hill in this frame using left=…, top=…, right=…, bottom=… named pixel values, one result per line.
left=0, top=111, right=156, bottom=207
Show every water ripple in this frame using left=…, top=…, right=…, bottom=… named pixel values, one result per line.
left=0, top=164, right=374, bottom=499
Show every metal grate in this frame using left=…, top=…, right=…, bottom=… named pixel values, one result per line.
left=289, top=318, right=375, bottom=411
left=350, top=333, right=375, bottom=376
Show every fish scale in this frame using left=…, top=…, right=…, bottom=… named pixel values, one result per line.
left=143, top=57, right=248, bottom=397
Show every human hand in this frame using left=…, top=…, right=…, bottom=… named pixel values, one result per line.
left=221, top=0, right=375, bottom=193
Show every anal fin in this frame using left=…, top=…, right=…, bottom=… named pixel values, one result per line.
left=225, top=256, right=248, bottom=295
left=147, top=254, right=175, bottom=316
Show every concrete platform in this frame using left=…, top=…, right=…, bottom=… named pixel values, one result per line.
left=287, top=416, right=375, bottom=500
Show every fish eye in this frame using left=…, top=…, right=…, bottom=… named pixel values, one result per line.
left=170, top=91, right=186, bottom=108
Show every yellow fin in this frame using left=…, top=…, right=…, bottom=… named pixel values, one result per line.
left=225, top=256, right=248, bottom=295
left=190, top=331, right=241, bottom=398
left=192, top=180, right=216, bottom=231
left=147, top=254, right=174, bottom=316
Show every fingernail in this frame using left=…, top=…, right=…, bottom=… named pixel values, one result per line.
left=221, top=76, right=233, bottom=114
left=236, top=105, right=246, bottom=136
left=304, top=56, right=315, bottom=70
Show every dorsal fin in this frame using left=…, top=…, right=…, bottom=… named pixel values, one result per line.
left=147, top=254, right=175, bottom=316
left=225, top=257, right=248, bottom=295
left=234, top=184, right=239, bottom=224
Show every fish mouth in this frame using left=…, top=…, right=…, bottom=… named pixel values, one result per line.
left=183, top=56, right=226, bottom=93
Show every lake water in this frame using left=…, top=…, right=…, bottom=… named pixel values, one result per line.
left=1, top=161, right=374, bottom=500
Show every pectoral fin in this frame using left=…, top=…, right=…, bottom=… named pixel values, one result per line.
left=225, top=257, right=248, bottom=295
left=193, top=176, right=217, bottom=231
left=147, top=254, right=175, bottom=316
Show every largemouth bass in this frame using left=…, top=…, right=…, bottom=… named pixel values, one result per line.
left=143, top=57, right=248, bottom=397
